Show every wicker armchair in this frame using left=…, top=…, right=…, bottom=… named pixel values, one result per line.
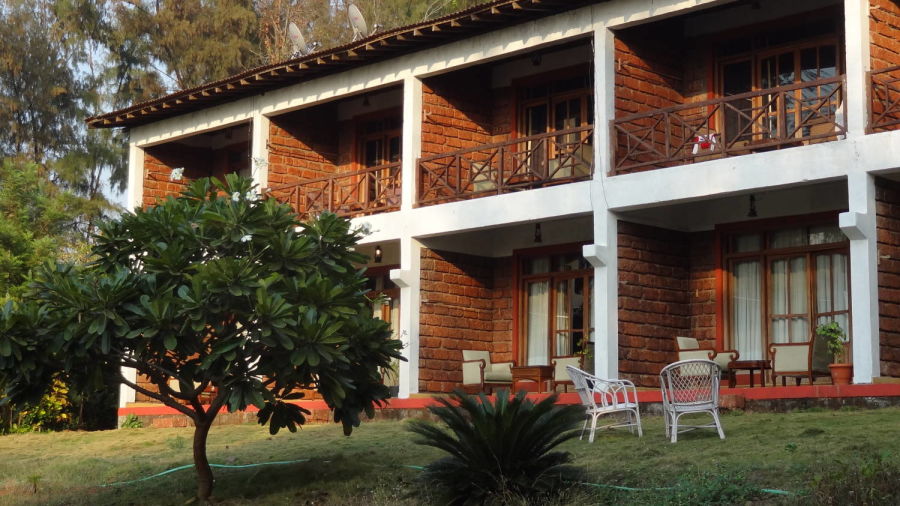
left=566, top=365, right=642, bottom=443
left=659, top=359, right=726, bottom=443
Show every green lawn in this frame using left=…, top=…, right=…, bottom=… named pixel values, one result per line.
left=0, top=407, right=898, bottom=505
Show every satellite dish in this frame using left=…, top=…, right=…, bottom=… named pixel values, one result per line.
left=348, top=4, right=368, bottom=41
left=288, top=21, right=308, bottom=57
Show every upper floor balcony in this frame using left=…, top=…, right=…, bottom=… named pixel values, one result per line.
left=264, top=86, right=403, bottom=219
left=611, top=0, right=847, bottom=175
left=415, top=39, right=594, bottom=207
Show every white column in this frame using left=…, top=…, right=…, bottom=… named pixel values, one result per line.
left=251, top=112, right=271, bottom=188
left=126, top=141, right=144, bottom=212
left=583, top=24, right=619, bottom=380
left=390, top=237, right=422, bottom=397
left=119, top=142, right=144, bottom=410
left=401, top=77, right=423, bottom=211
left=839, top=171, right=879, bottom=383
left=844, top=0, right=872, bottom=137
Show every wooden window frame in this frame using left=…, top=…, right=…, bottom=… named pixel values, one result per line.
left=718, top=214, right=851, bottom=357
left=352, top=107, right=402, bottom=206
left=513, top=242, right=593, bottom=365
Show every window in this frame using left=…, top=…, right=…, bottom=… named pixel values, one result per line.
left=723, top=222, right=849, bottom=360
left=518, top=71, right=593, bottom=179
left=717, top=35, right=841, bottom=145
left=356, top=114, right=401, bottom=205
left=519, top=251, right=593, bottom=365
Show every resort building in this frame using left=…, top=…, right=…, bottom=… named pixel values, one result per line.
left=88, top=0, right=900, bottom=410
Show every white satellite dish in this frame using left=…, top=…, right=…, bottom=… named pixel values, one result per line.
left=348, top=4, right=368, bottom=41
left=288, top=21, right=308, bottom=57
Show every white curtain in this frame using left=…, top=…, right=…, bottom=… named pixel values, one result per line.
left=731, top=260, right=762, bottom=360
left=816, top=253, right=850, bottom=334
left=555, top=280, right=569, bottom=356
left=770, top=259, right=788, bottom=343
left=789, top=257, right=808, bottom=343
left=771, top=256, right=808, bottom=343
left=526, top=281, right=550, bottom=365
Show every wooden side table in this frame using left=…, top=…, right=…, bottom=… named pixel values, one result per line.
left=727, top=359, right=772, bottom=388
left=511, top=365, right=554, bottom=393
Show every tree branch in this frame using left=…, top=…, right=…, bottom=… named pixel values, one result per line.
left=118, top=373, right=198, bottom=419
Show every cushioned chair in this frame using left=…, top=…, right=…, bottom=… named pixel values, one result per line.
left=675, top=336, right=739, bottom=385
left=549, top=355, right=584, bottom=392
left=659, top=359, right=725, bottom=443
left=769, top=332, right=833, bottom=386
left=461, top=350, right=513, bottom=393
left=567, top=365, right=642, bottom=443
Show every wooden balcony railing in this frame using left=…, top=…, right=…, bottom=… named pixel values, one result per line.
left=613, top=76, right=846, bottom=174
left=417, top=125, right=593, bottom=206
left=264, top=161, right=401, bottom=220
left=870, top=65, right=900, bottom=133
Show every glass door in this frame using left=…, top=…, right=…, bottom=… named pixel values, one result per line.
left=769, top=255, right=810, bottom=344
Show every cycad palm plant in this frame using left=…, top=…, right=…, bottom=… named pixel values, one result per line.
left=408, top=389, right=585, bottom=505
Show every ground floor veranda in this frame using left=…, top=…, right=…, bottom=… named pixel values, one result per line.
left=120, top=172, right=900, bottom=416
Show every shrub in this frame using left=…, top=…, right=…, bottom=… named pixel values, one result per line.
left=408, top=389, right=585, bottom=505
left=806, top=453, right=900, bottom=505
left=120, top=414, right=142, bottom=429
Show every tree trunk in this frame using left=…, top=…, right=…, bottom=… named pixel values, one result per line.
left=193, top=417, right=214, bottom=502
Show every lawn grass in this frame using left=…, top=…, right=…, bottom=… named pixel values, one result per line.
left=0, top=407, right=898, bottom=505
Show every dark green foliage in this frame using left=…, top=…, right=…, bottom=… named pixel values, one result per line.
left=0, top=175, right=402, bottom=500
left=654, top=468, right=763, bottom=506
left=806, top=453, right=900, bottom=506
left=408, top=389, right=585, bottom=505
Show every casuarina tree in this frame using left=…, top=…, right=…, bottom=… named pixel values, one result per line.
left=0, top=175, right=402, bottom=502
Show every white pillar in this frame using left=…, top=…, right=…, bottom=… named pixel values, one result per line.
left=251, top=112, right=271, bottom=188
left=126, top=141, right=144, bottom=212
left=839, top=171, right=879, bottom=383
left=390, top=237, right=422, bottom=397
left=843, top=0, right=871, bottom=137
left=583, top=24, right=619, bottom=380
left=401, top=77, right=423, bottom=211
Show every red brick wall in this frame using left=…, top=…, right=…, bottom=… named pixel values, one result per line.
left=871, top=0, right=900, bottom=70
left=421, top=68, right=495, bottom=160
left=876, top=177, right=900, bottom=378
left=267, top=105, right=341, bottom=188
left=617, top=221, right=691, bottom=387
left=143, top=144, right=215, bottom=207
left=688, top=231, right=717, bottom=348
left=418, top=248, right=512, bottom=392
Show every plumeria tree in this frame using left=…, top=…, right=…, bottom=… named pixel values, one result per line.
left=0, top=175, right=402, bottom=502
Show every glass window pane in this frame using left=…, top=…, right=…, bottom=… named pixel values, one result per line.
left=801, top=47, right=818, bottom=82
left=790, top=256, right=808, bottom=313
left=770, top=228, right=807, bottom=248
left=733, top=233, right=761, bottom=252
left=731, top=260, right=763, bottom=359
left=526, top=281, right=550, bottom=365
left=833, top=253, right=849, bottom=311
left=809, top=225, right=846, bottom=245
left=790, top=317, right=809, bottom=343
left=525, top=256, right=550, bottom=275
left=820, top=45, right=837, bottom=79
left=816, top=254, right=833, bottom=313
left=778, top=52, right=795, bottom=86
left=771, top=259, right=788, bottom=314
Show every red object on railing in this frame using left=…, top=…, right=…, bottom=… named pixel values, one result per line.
left=416, top=125, right=593, bottom=207
left=264, top=161, right=401, bottom=220
left=612, top=76, right=846, bottom=174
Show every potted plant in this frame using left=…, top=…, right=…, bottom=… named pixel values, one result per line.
left=817, top=321, right=852, bottom=385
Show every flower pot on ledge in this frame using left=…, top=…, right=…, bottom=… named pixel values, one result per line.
left=828, top=363, right=853, bottom=385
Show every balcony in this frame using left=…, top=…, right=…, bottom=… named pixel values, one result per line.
left=416, top=125, right=593, bottom=207
left=265, top=161, right=401, bottom=220
left=612, top=77, right=846, bottom=175
left=870, top=65, right=900, bottom=133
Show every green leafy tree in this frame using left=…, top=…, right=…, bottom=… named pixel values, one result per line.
left=0, top=175, right=402, bottom=502
left=257, top=0, right=487, bottom=64
left=408, top=389, right=585, bottom=505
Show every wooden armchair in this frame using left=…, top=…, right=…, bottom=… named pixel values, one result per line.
left=461, top=350, right=513, bottom=394
left=769, top=332, right=833, bottom=386
left=549, top=355, right=584, bottom=392
left=675, top=336, right=739, bottom=387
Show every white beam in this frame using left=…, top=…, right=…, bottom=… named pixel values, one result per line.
left=843, top=0, right=872, bottom=137
left=401, top=77, right=423, bottom=211
left=839, top=172, right=879, bottom=383
left=390, top=237, right=422, bottom=397
left=250, top=112, right=271, bottom=189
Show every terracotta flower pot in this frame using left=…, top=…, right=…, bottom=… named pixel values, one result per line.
left=828, top=363, right=853, bottom=385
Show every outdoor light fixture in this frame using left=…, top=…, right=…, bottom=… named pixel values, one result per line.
left=374, top=244, right=383, bottom=263
left=362, top=94, right=371, bottom=107
left=534, top=223, right=543, bottom=243
left=747, top=194, right=758, bottom=218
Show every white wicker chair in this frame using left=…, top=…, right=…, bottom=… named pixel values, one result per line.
left=566, top=365, right=642, bottom=443
left=659, top=359, right=725, bottom=443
